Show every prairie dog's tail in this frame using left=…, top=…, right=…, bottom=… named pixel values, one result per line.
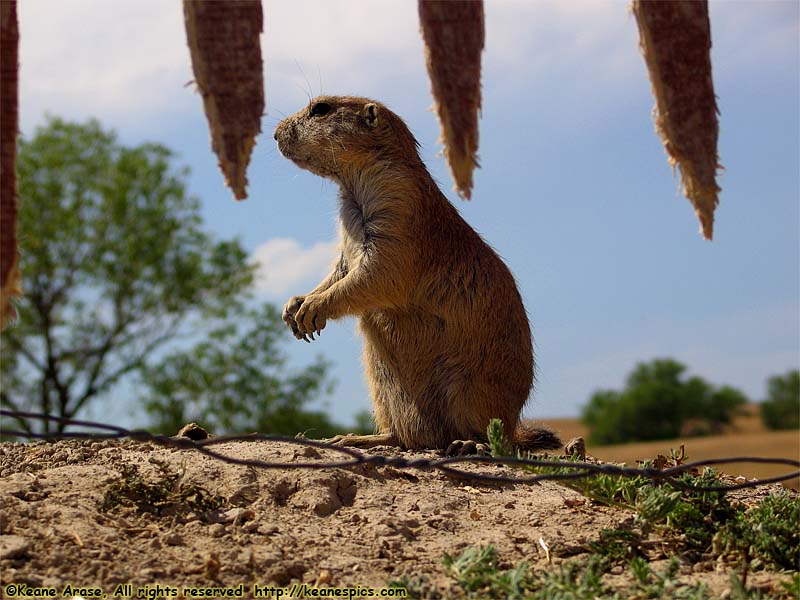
left=512, top=422, right=563, bottom=452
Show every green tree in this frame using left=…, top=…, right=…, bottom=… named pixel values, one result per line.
left=141, top=303, right=337, bottom=436
left=760, top=370, right=800, bottom=430
left=582, top=358, right=748, bottom=445
left=0, top=117, right=333, bottom=436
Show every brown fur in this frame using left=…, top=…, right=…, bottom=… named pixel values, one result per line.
left=274, top=96, right=561, bottom=452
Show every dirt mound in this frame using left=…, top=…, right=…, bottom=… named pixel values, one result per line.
left=0, top=439, right=794, bottom=598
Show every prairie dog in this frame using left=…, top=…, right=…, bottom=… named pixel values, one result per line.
left=273, top=96, right=560, bottom=453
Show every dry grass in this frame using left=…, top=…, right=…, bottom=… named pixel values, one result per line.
left=541, top=404, right=799, bottom=490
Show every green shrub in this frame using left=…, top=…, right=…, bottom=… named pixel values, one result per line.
left=582, top=359, right=748, bottom=445
left=760, top=370, right=800, bottom=430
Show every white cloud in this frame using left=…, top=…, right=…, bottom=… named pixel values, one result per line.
left=264, top=0, right=421, bottom=87
left=251, top=237, right=339, bottom=299
left=17, top=0, right=192, bottom=130
left=484, top=1, right=640, bottom=81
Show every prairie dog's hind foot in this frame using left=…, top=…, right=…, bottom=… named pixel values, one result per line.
left=323, top=432, right=398, bottom=449
left=445, top=440, right=491, bottom=457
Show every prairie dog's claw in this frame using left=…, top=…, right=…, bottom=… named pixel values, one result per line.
left=282, top=295, right=306, bottom=340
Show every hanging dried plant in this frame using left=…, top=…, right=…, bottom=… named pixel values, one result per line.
left=1, top=0, right=22, bottom=328
left=633, top=0, right=721, bottom=240
left=419, top=0, right=484, bottom=199
left=184, top=0, right=264, bottom=201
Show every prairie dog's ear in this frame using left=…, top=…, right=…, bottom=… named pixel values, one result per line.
left=363, top=103, right=378, bottom=128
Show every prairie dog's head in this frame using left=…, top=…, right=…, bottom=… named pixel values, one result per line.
left=273, top=96, right=421, bottom=180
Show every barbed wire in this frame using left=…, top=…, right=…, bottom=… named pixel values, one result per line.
left=1, top=409, right=798, bottom=494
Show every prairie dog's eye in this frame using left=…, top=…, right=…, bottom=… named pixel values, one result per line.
left=310, top=102, right=333, bottom=117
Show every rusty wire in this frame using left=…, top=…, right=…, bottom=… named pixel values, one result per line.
left=1, top=409, right=798, bottom=494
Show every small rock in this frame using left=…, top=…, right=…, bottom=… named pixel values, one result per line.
left=400, top=518, right=420, bottom=528
left=260, top=524, right=279, bottom=535
left=315, top=570, right=332, bottom=585
left=511, top=535, right=528, bottom=544
left=265, top=561, right=306, bottom=586
left=610, top=565, right=623, bottom=575
left=164, top=533, right=183, bottom=546
left=229, top=484, right=259, bottom=507
left=294, top=446, right=322, bottom=459
left=176, top=423, right=209, bottom=440
left=205, top=554, right=221, bottom=580
left=51, top=451, right=68, bottom=463
left=0, top=535, right=30, bottom=560
left=564, top=437, right=586, bottom=460
left=209, top=508, right=254, bottom=524
left=242, top=522, right=260, bottom=534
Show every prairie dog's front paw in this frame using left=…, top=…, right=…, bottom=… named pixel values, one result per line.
left=282, top=295, right=306, bottom=341
left=295, top=293, right=329, bottom=339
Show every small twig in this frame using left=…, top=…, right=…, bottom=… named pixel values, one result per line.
left=538, top=537, right=551, bottom=564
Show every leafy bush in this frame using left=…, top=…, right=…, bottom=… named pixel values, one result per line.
left=717, top=492, right=800, bottom=571
left=760, top=370, right=800, bottom=430
left=582, top=359, right=748, bottom=445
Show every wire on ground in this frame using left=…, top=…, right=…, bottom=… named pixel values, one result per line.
left=1, top=409, right=797, bottom=493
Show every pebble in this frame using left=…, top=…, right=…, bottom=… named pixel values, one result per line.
left=211, top=508, right=254, bottom=524
left=315, top=571, right=332, bottom=585
left=242, top=522, right=260, bottom=534
left=0, top=535, right=30, bottom=560
left=164, top=533, right=184, bottom=546
left=260, top=524, right=279, bottom=535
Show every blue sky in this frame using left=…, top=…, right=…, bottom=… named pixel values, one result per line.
left=17, top=0, right=799, bottom=426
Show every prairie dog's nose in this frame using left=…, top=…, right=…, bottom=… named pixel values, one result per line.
left=273, top=129, right=278, bottom=141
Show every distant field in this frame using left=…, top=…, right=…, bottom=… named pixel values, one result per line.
left=540, top=404, right=800, bottom=490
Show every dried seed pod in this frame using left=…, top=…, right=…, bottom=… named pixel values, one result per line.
left=419, top=0, right=484, bottom=199
left=633, top=0, right=721, bottom=240
left=183, top=0, right=264, bottom=201
left=1, top=0, right=22, bottom=329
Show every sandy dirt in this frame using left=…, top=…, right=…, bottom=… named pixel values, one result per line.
left=0, top=437, right=795, bottom=599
